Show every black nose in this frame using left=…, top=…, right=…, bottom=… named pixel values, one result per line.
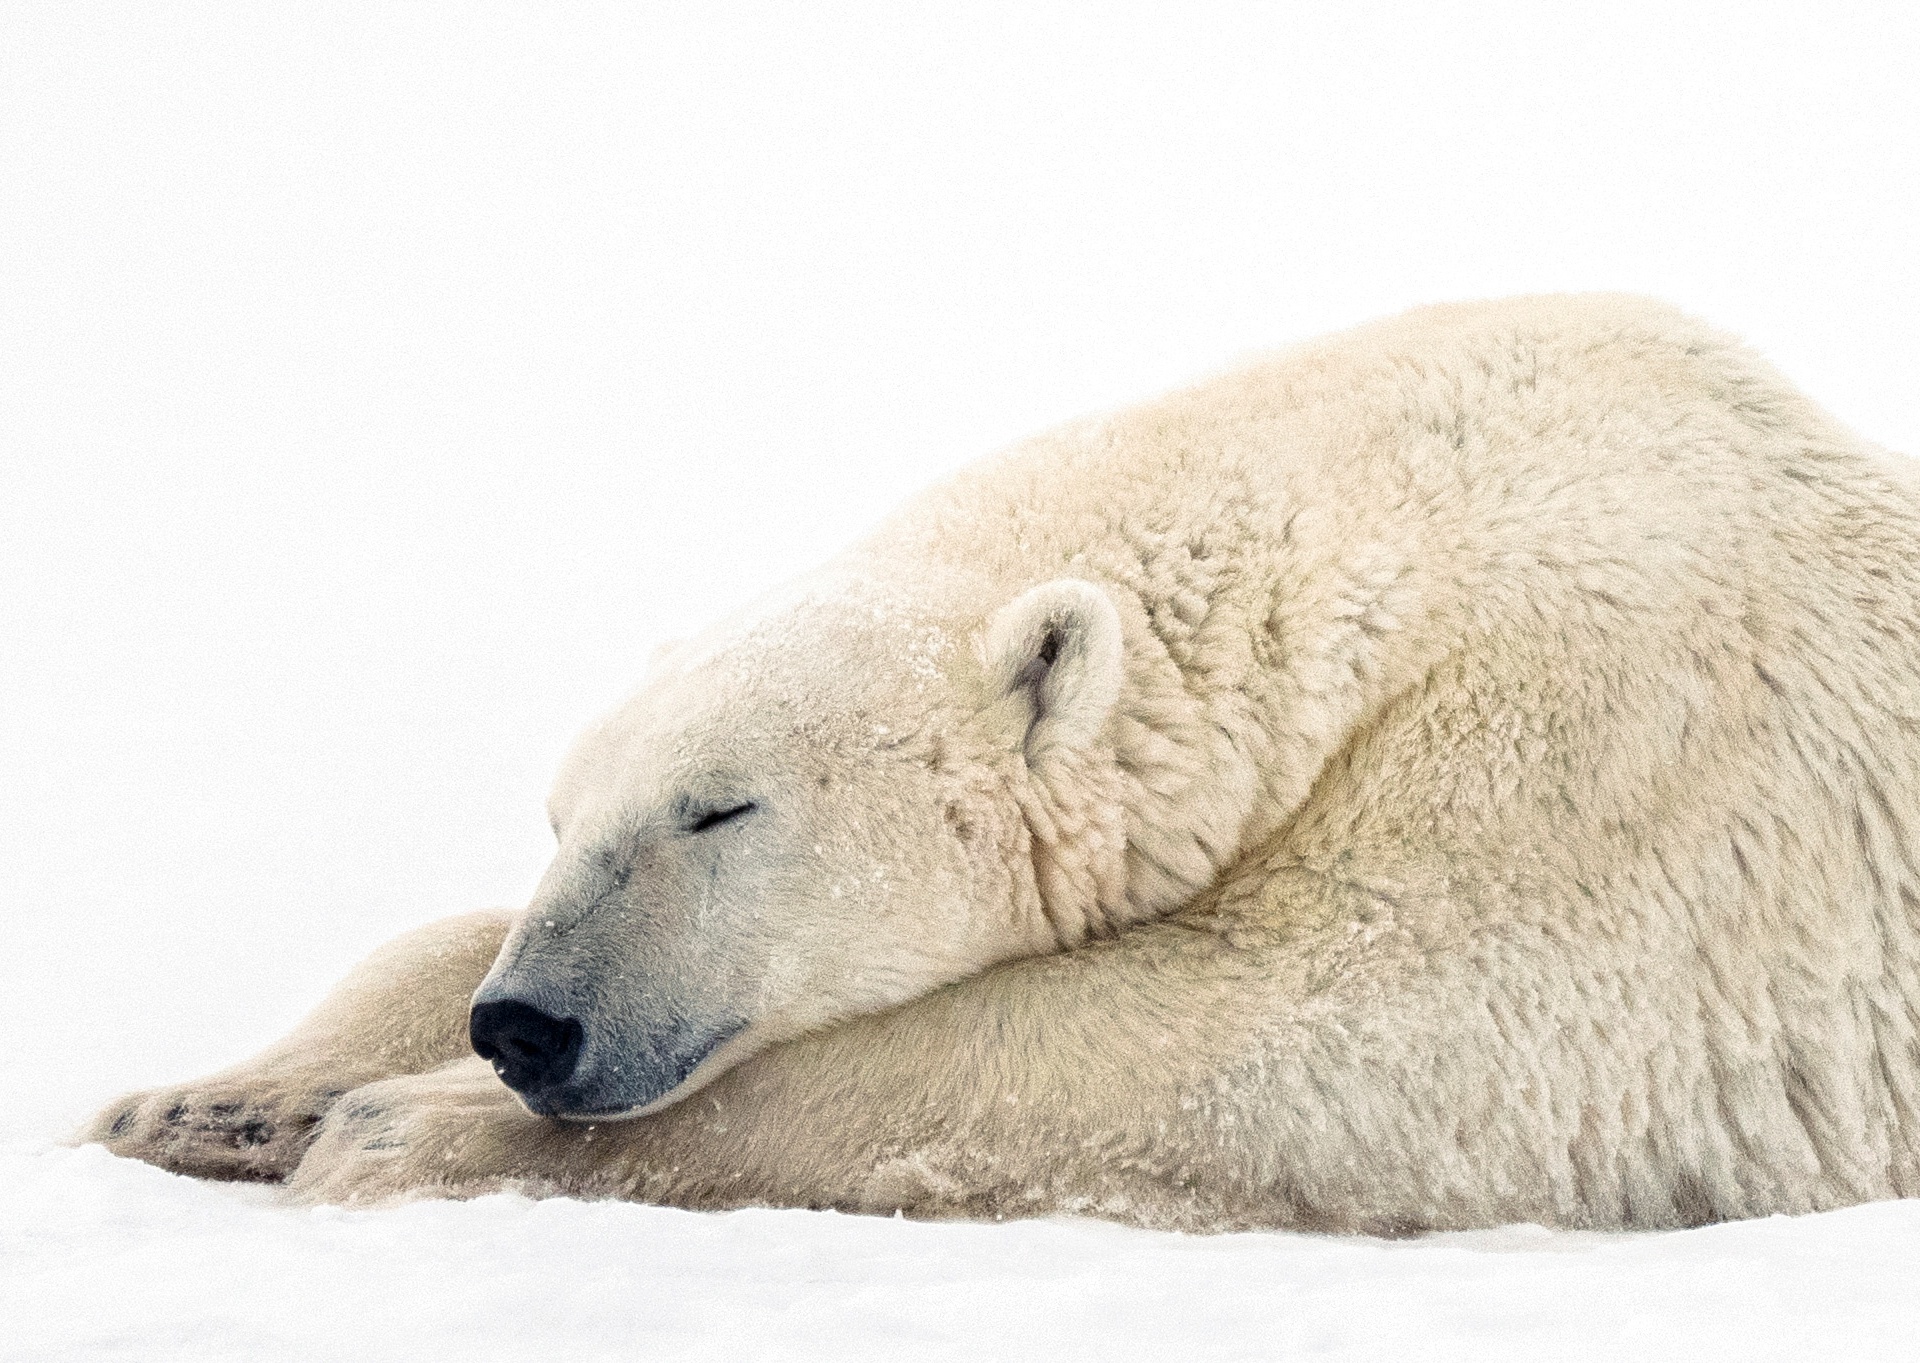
left=470, top=999, right=585, bottom=1095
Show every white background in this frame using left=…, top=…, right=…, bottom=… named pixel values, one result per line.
left=4, top=3, right=1919, bottom=1358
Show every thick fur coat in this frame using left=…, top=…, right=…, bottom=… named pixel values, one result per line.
left=88, top=295, right=1920, bottom=1232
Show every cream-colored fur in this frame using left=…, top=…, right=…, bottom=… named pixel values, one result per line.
left=86, top=295, right=1920, bottom=1232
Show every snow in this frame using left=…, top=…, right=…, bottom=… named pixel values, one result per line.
left=4, top=2, right=1920, bottom=1358
left=11, top=1139, right=1920, bottom=1363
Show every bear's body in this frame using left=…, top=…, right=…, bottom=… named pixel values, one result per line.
left=89, top=296, right=1920, bottom=1231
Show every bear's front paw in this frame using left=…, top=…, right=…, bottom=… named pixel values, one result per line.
left=287, top=1059, right=573, bottom=1206
left=82, top=1071, right=342, bottom=1182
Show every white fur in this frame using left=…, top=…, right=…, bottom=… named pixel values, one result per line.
left=88, top=295, right=1920, bottom=1232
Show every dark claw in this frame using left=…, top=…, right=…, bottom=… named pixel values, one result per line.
left=163, top=1102, right=188, bottom=1124
left=235, top=1119, right=275, bottom=1148
left=108, top=1109, right=136, bottom=1138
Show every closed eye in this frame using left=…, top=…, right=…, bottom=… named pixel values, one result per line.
left=686, top=801, right=756, bottom=834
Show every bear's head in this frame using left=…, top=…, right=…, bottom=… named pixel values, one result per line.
left=469, top=576, right=1131, bottom=1119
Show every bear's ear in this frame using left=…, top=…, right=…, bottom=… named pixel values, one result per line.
left=982, top=579, right=1124, bottom=760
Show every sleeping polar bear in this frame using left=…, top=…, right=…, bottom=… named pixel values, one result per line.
left=87, top=295, right=1920, bottom=1233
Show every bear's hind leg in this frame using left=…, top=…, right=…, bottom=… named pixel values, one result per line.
left=80, top=909, right=514, bottom=1182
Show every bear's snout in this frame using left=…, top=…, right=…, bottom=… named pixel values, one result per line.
left=469, top=998, right=584, bottom=1098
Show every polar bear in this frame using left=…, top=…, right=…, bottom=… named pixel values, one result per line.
left=86, top=295, right=1920, bottom=1232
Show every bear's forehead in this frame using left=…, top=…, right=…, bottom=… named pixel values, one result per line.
left=679, top=585, right=966, bottom=707
left=567, top=591, right=968, bottom=792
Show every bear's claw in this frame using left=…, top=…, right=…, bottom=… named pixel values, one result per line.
left=81, top=1076, right=335, bottom=1182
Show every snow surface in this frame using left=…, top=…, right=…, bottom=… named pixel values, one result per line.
left=6, top=3, right=1920, bottom=1358
left=9, top=1137, right=1920, bottom=1363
